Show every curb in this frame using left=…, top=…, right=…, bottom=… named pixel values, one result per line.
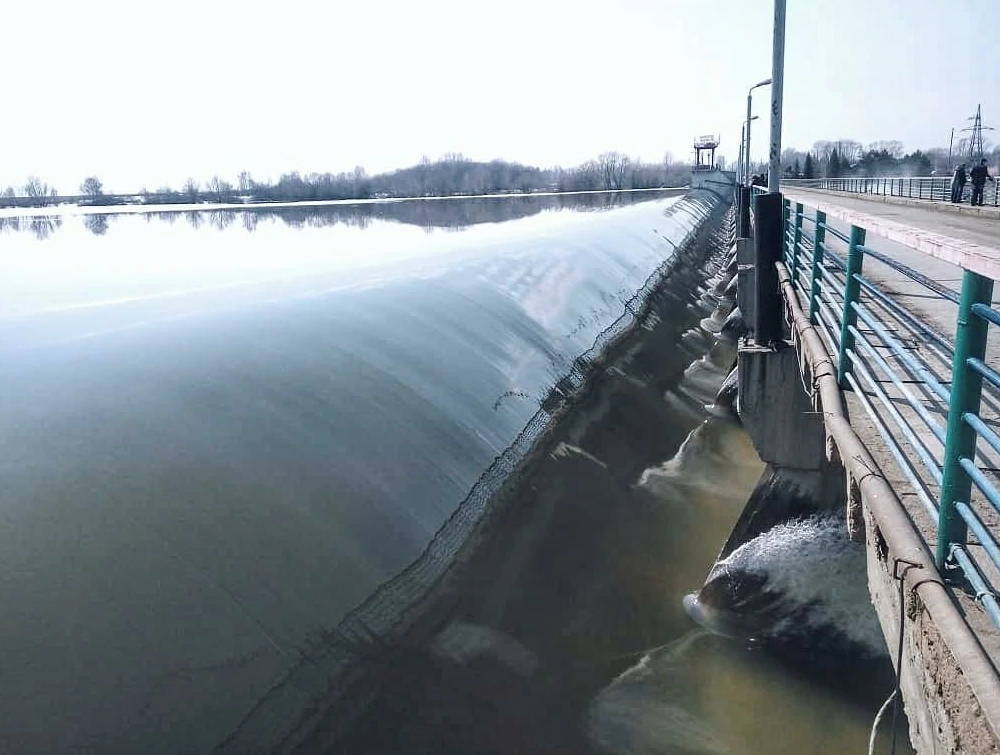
left=790, top=188, right=1000, bottom=220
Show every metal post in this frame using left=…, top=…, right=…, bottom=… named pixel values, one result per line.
left=937, top=270, right=994, bottom=571
left=753, top=191, right=784, bottom=344
left=809, top=209, right=826, bottom=323
left=737, top=138, right=744, bottom=186
left=782, top=197, right=791, bottom=262
left=767, top=0, right=786, bottom=193
left=746, top=86, right=770, bottom=187
left=790, top=201, right=803, bottom=285
left=745, top=95, right=753, bottom=187
left=836, top=225, right=867, bottom=386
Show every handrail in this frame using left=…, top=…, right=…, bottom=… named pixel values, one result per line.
left=775, top=260, right=1000, bottom=739
left=775, top=194, right=1000, bottom=639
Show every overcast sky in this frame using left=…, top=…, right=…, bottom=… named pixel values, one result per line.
left=3, top=0, right=997, bottom=193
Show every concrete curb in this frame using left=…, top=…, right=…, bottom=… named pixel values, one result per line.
left=791, top=187, right=1000, bottom=221
left=781, top=189, right=1000, bottom=282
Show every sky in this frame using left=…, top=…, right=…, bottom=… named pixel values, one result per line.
left=2, top=0, right=997, bottom=193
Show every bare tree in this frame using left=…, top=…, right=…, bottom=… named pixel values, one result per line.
left=183, top=178, right=200, bottom=202
left=868, top=140, right=904, bottom=159
left=206, top=176, right=233, bottom=203
left=23, top=176, right=50, bottom=201
left=598, top=152, right=630, bottom=190
left=80, top=176, right=104, bottom=202
left=836, top=140, right=863, bottom=166
left=238, top=171, right=254, bottom=193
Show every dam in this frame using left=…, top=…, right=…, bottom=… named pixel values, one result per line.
left=3, top=161, right=998, bottom=753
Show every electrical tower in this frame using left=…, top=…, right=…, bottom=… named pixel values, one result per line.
left=964, top=104, right=994, bottom=162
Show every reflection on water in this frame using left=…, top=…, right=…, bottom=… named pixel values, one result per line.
left=0, top=214, right=64, bottom=240
left=0, top=190, right=675, bottom=238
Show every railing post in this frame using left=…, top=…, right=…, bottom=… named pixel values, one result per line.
left=937, top=270, right=994, bottom=572
left=836, top=225, right=867, bottom=386
left=808, top=209, right=826, bottom=324
left=790, top=201, right=803, bottom=284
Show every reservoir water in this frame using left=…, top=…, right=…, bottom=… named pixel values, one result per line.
left=0, top=192, right=904, bottom=753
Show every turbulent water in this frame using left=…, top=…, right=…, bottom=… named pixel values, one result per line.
left=0, top=192, right=904, bottom=754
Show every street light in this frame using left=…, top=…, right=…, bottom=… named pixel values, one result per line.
left=739, top=115, right=759, bottom=184
left=744, top=78, right=772, bottom=185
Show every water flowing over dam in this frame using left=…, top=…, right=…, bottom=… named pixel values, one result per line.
left=0, top=190, right=902, bottom=753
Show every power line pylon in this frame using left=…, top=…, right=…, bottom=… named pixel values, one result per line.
left=963, top=104, right=994, bottom=162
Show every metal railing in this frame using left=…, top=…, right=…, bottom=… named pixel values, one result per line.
left=773, top=190, right=1000, bottom=630
left=790, top=176, right=1000, bottom=207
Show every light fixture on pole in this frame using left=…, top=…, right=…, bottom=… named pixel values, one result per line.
left=744, top=78, right=772, bottom=185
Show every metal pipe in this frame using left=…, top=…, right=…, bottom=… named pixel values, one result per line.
left=950, top=545, right=1000, bottom=631
left=768, top=0, right=786, bottom=192
left=836, top=225, right=866, bottom=385
left=938, top=270, right=994, bottom=570
left=776, top=258, right=1000, bottom=722
left=846, top=343, right=944, bottom=486
left=845, top=371, right=940, bottom=520
left=954, top=502, right=1000, bottom=582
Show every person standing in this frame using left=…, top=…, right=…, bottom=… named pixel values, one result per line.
left=951, top=163, right=967, bottom=203
left=969, top=159, right=995, bottom=206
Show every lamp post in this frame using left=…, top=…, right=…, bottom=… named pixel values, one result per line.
left=740, top=115, right=759, bottom=184
left=744, top=78, right=772, bottom=185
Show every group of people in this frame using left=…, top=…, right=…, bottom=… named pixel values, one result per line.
left=951, top=159, right=995, bottom=205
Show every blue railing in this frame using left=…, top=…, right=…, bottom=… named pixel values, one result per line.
left=788, top=176, right=1000, bottom=207
left=769, top=190, right=1000, bottom=630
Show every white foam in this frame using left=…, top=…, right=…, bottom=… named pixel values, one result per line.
left=431, top=622, right=538, bottom=677
left=714, top=516, right=885, bottom=655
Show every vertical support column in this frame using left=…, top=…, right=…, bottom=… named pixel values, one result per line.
left=782, top=197, right=791, bottom=262
left=753, top=192, right=784, bottom=345
left=836, top=225, right=867, bottom=386
left=809, top=209, right=826, bottom=323
left=739, top=186, right=752, bottom=237
left=937, top=270, right=994, bottom=571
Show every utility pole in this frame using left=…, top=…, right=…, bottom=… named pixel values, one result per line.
left=754, top=0, right=787, bottom=345
left=767, top=0, right=786, bottom=193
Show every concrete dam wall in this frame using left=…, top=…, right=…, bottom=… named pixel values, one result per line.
left=218, top=191, right=736, bottom=752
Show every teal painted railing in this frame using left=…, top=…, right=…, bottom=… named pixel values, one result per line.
left=760, top=189, right=1000, bottom=629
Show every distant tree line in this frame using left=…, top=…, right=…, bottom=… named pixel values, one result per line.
left=0, top=152, right=691, bottom=209
left=0, top=189, right=665, bottom=240
left=772, top=139, right=1000, bottom=180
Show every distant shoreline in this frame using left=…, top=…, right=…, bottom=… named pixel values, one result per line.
left=0, top=187, right=689, bottom=220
